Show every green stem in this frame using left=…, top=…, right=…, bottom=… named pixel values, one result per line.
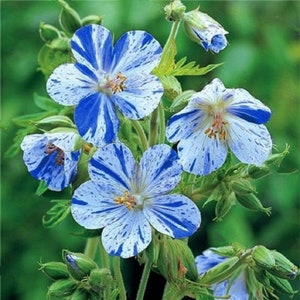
left=84, top=236, right=98, bottom=259
left=136, top=258, right=152, bottom=300
left=113, top=257, right=126, bottom=300
left=148, top=107, right=159, bottom=146
left=99, top=239, right=109, bottom=269
left=131, top=120, right=149, bottom=152
left=164, top=20, right=181, bottom=53
left=158, top=102, right=166, bottom=144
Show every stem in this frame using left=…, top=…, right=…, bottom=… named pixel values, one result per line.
left=84, top=236, right=98, bottom=259
left=99, top=239, right=109, bottom=269
left=158, top=102, right=166, bottom=144
left=131, top=120, right=149, bottom=152
left=148, top=107, right=159, bottom=146
left=164, top=20, right=181, bottom=52
left=113, top=257, right=126, bottom=300
left=136, top=258, right=152, bottom=300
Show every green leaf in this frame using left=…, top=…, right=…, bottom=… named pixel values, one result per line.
left=33, top=93, right=64, bottom=112
left=42, top=199, right=71, bottom=229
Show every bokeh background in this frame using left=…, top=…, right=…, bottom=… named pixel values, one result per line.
left=1, top=0, right=299, bottom=299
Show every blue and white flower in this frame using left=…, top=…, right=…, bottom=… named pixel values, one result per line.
left=46, top=24, right=163, bottom=147
left=21, top=132, right=81, bottom=191
left=183, top=9, right=228, bottom=53
left=71, top=143, right=201, bottom=258
left=166, top=78, right=272, bottom=176
left=196, top=249, right=249, bottom=300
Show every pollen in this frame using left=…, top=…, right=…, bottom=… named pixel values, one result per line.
left=44, top=143, right=65, bottom=166
left=107, top=72, right=127, bottom=94
left=204, top=113, right=228, bottom=140
left=114, top=191, right=137, bottom=210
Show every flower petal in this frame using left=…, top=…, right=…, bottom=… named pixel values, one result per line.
left=113, top=74, right=163, bottom=119
left=71, top=181, right=128, bottom=229
left=74, top=93, right=119, bottom=147
left=89, top=143, right=136, bottom=192
left=143, top=194, right=201, bottom=239
left=228, top=117, right=272, bottom=165
left=102, top=210, right=152, bottom=258
left=112, top=30, right=162, bottom=76
left=71, top=24, right=113, bottom=73
left=166, top=106, right=205, bottom=142
left=227, top=88, right=271, bottom=124
left=177, top=130, right=228, bottom=175
left=138, top=145, right=182, bottom=197
left=46, top=63, right=97, bottom=106
left=195, top=249, right=226, bottom=274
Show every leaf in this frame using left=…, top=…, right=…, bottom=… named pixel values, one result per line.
left=42, top=199, right=71, bottom=229
left=33, top=93, right=64, bottom=112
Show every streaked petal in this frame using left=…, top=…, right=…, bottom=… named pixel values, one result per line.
left=89, top=143, right=136, bottom=192
left=74, top=93, right=119, bottom=147
left=166, top=106, right=205, bottom=142
left=45, top=132, right=78, bottom=152
left=139, top=145, right=182, bottom=197
left=228, top=117, right=272, bottom=165
left=112, top=30, right=162, bottom=76
left=113, top=74, right=163, bottom=119
left=71, top=181, right=128, bottom=229
left=46, top=64, right=96, bottom=106
left=177, top=131, right=228, bottom=175
left=227, top=88, right=271, bottom=124
left=102, top=210, right=151, bottom=258
left=71, top=24, right=113, bottom=73
left=195, top=250, right=226, bottom=274
left=143, top=194, right=201, bottom=238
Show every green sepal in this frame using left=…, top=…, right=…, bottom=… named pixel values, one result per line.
left=35, top=115, right=76, bottom=131
left=252, top=245, right=276, bottom=270
left=214, top=190, right=236, bottom=221
left=235, top=193, right=271, bottom=215
left=42, top=199, right=71, bottom=229
left=81, top=15, right=103, bottom=26
left=35, top=180, right=49, bottom=196
left=164, top=0, right=186, bottom=22
left=39, top=22, right=61, bottom=42
left=159, top=75, right=182, bottom=101
left=89, top=268, right=112, bottom=293
left=267, top=272, right=297, bottom=296
left=39, top=261, right=70, bottom=281
left=47, top=278, right=78, bottom=299
left=232, top=178, right=256, bottom=195
left=12, top=111, right=57, bottom=127
left=69, top=287, right=90, bottom=300
left=247, top=164, right=271, bottom=179
left=169, top=90, right=195, bottom=113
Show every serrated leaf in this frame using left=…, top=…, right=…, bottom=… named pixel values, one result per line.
left=35, top=181, right=49, bottom=196
left=170, top=61, right=223, bottom=76
left=12, top=111, right=56, bottom=127
left=42, top=199, right=71, bottom=228
left=33, top=93, right=64, bottom=112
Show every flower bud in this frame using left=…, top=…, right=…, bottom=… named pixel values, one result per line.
left=36, top=115, right=76, bottom=131
left=247, top=164, right=271, bottom=179
left=169, top=90, right=195, bottom=113
left=210, top=245, right=237, bottom=257
left=253, top=269, right=270, bottom=287
left=232, top=179, right=256, bottom=195
left=183, top=9, right=228, bottom=53
left=81, top=15, right=103, bottom=26
left=58, top=0, right=82, bottom=36
left=39, top=23, right=61, bottom=42
left=69, top=287, right=90, bottom=300
left=160, top=75, right=182, bottom=101
left=267, top=251, right=299, bottom=280
left=88, top=268, right=112, bottom=292
left=214, top=190, right=236, bottom=221
left=62, top=250, right=98, bottom=280
left=267, top=272, right=297, bottom=296
left=47, top=278, right=78, bottom=298
left=157, top=237, right=198, bottom=283
left=39, top=261, right=70, bottom=281
left=236, top=193, right=271, bottom=215
left=48, top=37, right=70, bottom=51
left=252, top=246, right=276, bottom=270
left=164, top=0, right=186, bottom=22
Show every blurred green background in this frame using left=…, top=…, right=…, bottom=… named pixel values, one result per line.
left=1, top=0, right=299, bottom=299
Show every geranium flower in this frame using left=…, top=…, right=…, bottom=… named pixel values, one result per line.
left=21, top=132, right=81, bottom=191
left=71, top=143, right=201, bottom=258
left=183, top=9, right=228, bottom=53
left=196, top=249, right=249, bottom=300
left=46, top=24, right=163, bottom=147
left=166, top=78, right=272, bottom=176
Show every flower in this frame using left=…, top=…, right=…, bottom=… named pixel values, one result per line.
left=21, top=132, right=81, bottom=191
left=46, top=24, right=163, bottom=147
left=166, top=78, right=272, bottom=176
left=183, top=9, right=228, bottom=53
left=71, top=143, right=201, bottom=258
left=196, top=249, right=249, bottom=300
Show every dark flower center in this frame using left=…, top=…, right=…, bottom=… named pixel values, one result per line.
left=44, top=143, right=65, bottom=166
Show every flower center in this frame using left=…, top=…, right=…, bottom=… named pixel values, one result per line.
left=204, top=113, right=228, bottom=140
left=44, top=143, right=65, bottom=166
left=97, top=72, right=127, bottom=94
left=114, top=191, right=140, bottom=210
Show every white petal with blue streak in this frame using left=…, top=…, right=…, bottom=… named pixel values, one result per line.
left=143, top=194, right=201, bottom=239
left=102, top=210, right=152, bottom=258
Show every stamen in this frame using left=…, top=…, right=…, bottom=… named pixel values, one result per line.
left=205, top=113, right=228, bottom=140
left=114, top=191, right=137, bottom=210
left=106, top=72, right=127, bottom=94
left=44, top=143, right=65, bottom=166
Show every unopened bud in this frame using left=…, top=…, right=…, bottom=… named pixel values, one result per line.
left=169, top=90, right=195, bottom=113
left=58, top=0, right=82, bottom=36
left=48, top=37, right=70, bottom=51
left=252, top=246, right=276, bottom=270
left=81, top=15, right=103, bottom=26
left=164, top=0, right=186, bottom=22
left=39, top=23, right=61, bottom=42
left=232, top=179, right=256, bottom=195
left=47, top=278, right=77, bottom=298
left=247, top=164, right=271, bottom=179
left=160, top=75, right=182, bottom=101
left=39, top=261, right=69, bottom=281
left=89, top=268, right=112, bottom=292
left=69, top=287, right=89, bottom=300
left=62, top=250, right=98, bottom=280
left=183, top=8, right=228, bottom=53
left=236, top=193, right=271, bottom=215
left=36, top=115, right=76, bottom=131
left=267, top=272, right=297, bottom=296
